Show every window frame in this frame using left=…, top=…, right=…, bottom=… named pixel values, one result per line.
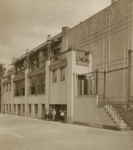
left=60, top=67, right=65, bottom=81
left=53, top=70, right=57, bottom=83
left=29, top=73, right=45, bottom=95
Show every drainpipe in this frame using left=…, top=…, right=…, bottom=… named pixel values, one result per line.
left=47, top=35, right=51, bottom=111
left=128, top=49, right=132, bottom=107
left=26, top=49, right=29, bottom=117
left=88, top=51, right=92, bottom=74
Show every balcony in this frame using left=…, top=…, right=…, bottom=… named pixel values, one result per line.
left=14, top=69, right=25, bottom=79
left=29, top=60, right=46, bottom=73
left=76, top=50, right=89, bottom=65
left=3, top=75, right=11, bottom=84
left=50, top=52, right=67, bottom=70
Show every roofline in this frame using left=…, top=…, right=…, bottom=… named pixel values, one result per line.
left=17, top=32, right=62, bottom=61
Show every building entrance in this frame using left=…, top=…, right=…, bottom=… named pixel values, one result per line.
left=50, top=104, right=67, bottom=122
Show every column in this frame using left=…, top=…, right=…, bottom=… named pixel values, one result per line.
left=67, top=50, right=76, bottom=124
left=45, top=59, right=50, bottom=110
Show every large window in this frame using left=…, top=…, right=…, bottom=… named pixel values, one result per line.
left=29, top=104, right=31, bottom=113
left=54, top=48, right=60, bottom=60
left=14, top=80, right=25, bottom=96
left=29, top=73, right=45, bottom=95
left=61, top=67, right=65, bottom=81
left=23, top=104, right=25, bottom=113
left=14, top=104, right=16, bottom=112
left=35, top=104, right=38, bottom=114
left=53, top=70, right=57, bottom=83
left=29, top=76, right=36, bottom=95
left=37, top=74, right=45, bottom=94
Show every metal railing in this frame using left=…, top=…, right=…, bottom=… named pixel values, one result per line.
left=98, top=96, right=121, bottom=128
left=3, top=74, right=11, bottom=83
left=14, top=69, right=25, bottom=77
left=76, top=50, right=89, bottom=63
left=50, top=52, right=67, bottom=64
left=28, top=60, right=45, bottom=72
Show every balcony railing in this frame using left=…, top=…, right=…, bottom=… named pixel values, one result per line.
left=3, top=74, right=11, bottom=83
left=76, top=50, right=89, bottom=63
left=28, top=60, right=45, bottom=73
left=14, top=69, right=25, bottom=78
left=50, top=52, right=67, bottom=64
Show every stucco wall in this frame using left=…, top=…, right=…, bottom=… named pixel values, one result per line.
left=50, top=68, right=67, bottom=104
left=68, top=0, right=132, bottom=100
left=73, top=74, right=115, bottom=127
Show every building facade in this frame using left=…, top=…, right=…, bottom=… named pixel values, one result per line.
left=1, top=0, right=133, bottom=130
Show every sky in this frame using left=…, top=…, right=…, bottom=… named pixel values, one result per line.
left=0, top=0, right=110, bottom=69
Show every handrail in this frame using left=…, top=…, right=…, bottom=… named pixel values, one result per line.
left=28, top=59, right=45, bottom=68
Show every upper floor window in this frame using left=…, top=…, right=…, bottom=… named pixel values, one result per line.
left=54, top=48, right=60, bottom=60
left=35, top=104, right=38, bottom=114
left=29, top=73, right=45, bottom=95
left=53, top=70, right=57, bottom=83
left=36, top=58, right=39, bottom=68
left=14, top=80, right=25, bottom=96
left=29, top=76, right=36, bottom=95
left=6, top=84, right=8, bottom=92
left=37, top=74, right=45, bottom=94
left=61, top=67, right=65, bottom=81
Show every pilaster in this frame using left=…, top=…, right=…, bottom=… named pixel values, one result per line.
left=66, top=50, right=76, bottom=124
left=45, top=60, right=50, bottom=110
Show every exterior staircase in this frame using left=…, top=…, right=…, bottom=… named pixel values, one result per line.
left=103, top=104, right=130, bottom=130
left=113, top=105, right=133, bottom=130
left=98, top=97, right=132, bottom=130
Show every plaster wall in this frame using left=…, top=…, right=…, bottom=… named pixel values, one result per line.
left=50, top=68, right=67, bottom=104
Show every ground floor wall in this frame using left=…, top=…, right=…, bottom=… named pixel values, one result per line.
left=73, top=96, right=116, bottom=129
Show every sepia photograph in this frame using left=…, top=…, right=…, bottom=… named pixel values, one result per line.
left=0, top=0, right=133, bottom=150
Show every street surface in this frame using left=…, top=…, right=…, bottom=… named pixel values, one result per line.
left=0, top=114, right=132, bottom=150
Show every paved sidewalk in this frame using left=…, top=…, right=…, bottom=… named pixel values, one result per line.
left=0, top=114, right=132, bottom=150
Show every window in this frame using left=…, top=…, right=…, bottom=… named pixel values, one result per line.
left=6, top=84, right=8, bottom=92
left=61, top=67, right=65, bottom=81
left=14, top=81, right=19, bottom=96
left=29, top=76, right=36, bottom=95
left=19, top=80, right=25, bottom=96
left=43, top=50, right=48, bottom=60
left=53, top=70, right=57, bottom=83
left=29, top=74, right=45, bottom=95
left=29, top=104, right=31, bottom=113
left=3, top=85, right=5, bottom=92
left=35, top=104, right=38, bottom=114
left=14, top=104, right=16, bottom=112
left=14, top=80, right=25, bottom=96
left=6, top=104, right=8, bottom=112
left=54, top=48, right=60, bottom=60
left=9, top=83, right=11, bottom=91
left=9, top=104, right=11, bottom=112
left=36, top=58, right=39, bottom=68
left=37, top=74, right=45, bottom=94
left=23, top=104, right=25, bottom=112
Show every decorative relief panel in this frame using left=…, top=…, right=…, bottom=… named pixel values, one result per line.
left=85, top=19, right=95, bottom=35
left=121, top=0, right=133, bottom=17
left=101, top=8, right=113, bottom=27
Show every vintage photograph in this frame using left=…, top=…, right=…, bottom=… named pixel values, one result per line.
left=0, top=0, right=133, bottom=150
